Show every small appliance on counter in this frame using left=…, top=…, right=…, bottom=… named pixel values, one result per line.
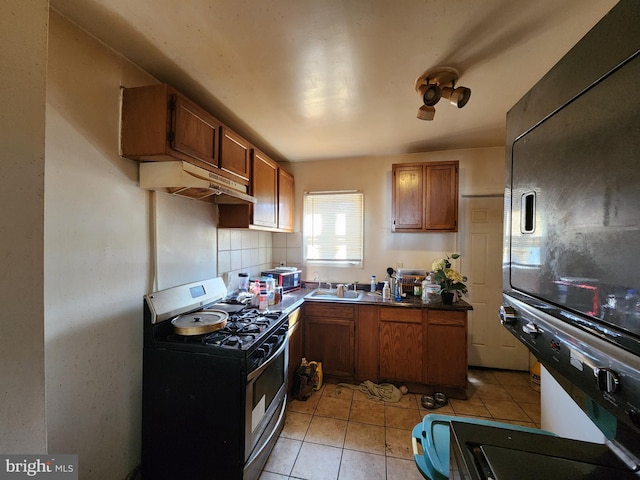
left=397, top=268, right=427, bottom=296
left=261, top=267, right=301, bottom=292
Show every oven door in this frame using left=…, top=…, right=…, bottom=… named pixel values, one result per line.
left=244, top=330, right=288, bottom=471
left=449, top=421, right=638, bottom=480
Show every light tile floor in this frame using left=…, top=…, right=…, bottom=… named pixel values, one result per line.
left=260, top=368, right=540, bottom=480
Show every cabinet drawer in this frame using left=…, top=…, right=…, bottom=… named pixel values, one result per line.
left=305, top=303, right=355, bottom=319
left=379, top=307, right=421, bottom=324
left=428, top=310, right=466, bottom=326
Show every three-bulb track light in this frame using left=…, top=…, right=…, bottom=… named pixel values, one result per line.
left=415, top=67, right=471, bottom=121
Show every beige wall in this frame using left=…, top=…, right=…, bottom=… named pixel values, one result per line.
left=289, top=147, right=505, bottom=284
left=42, top=11, right=219, bottom=479
left=0, top=0, right=48, bottom=453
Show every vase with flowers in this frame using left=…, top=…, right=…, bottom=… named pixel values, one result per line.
left=431, top=253, right=468, bottom=304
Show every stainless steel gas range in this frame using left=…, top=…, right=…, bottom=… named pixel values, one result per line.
left=141, top=277, right=288, bottom=480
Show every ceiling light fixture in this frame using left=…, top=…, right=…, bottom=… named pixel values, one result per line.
left=414, top=67, right=471, bottom=120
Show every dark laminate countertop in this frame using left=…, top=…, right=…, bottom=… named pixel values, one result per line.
left=278, top=287, right=472, bottom=315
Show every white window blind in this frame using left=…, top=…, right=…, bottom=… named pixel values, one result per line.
left=303, top=191, right=364, bottom=267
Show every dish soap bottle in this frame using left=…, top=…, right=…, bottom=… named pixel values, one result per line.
left=266, top=274, right=276, bottom=306
left=382, top=281, right=391, bottom=300
left=370, top=275, right=376, bottom=292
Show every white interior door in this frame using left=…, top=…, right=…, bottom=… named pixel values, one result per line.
left=461, top=196, right=529, bottom=370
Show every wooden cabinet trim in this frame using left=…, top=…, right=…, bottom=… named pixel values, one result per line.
left=355, top=305, right=379, bottom=383
left=379, top=307, right=422, bottom=323
left=427, top=309, right=466, bottom=326
left=304, top=303, right=355, bottom=319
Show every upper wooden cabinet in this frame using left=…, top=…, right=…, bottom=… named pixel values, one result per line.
left=392, top=161, right=459, bottom=232
left=278, top=169, right=295, bottom=232
left=219, top=126, right=251, bottom=185
left=251, top=149, right=279, bottom=229
left=123, top=84, right=295, bottom=231
left=219, top=150, right=295, bottom=232
left=121, top=84, right=221, bottom=172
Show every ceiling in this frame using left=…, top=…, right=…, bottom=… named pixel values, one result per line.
left=50, top=0, right=618, bottom=163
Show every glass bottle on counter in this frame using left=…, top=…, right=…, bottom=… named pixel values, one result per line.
left=251, top=280, right=261, bottom=307
left=238, top=272, right=249, bottom=292
left=370, top=275, right=376, bottom=292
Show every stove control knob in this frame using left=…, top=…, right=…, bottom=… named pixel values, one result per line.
left=594, top=367, right=620, bottom=393
left=522, top=322, right=541, bottom=336
left=499, top=305, right=517, bottom=325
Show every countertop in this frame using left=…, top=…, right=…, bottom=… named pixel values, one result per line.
left=277, top=287, right=472, bottom=314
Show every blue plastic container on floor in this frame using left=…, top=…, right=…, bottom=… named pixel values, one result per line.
left=411, top=414, right=555, bottom=480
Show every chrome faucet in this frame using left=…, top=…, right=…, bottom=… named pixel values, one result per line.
left=352, top=281, right=358, bottom=291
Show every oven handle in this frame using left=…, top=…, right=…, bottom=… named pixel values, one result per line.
left=247, top=332, right=288, bottom=382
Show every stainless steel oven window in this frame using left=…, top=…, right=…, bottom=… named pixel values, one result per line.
left=245, top=337, right=288, bottom=459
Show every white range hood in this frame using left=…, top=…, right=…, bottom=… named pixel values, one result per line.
left=139, top=161, right=256, bottom=204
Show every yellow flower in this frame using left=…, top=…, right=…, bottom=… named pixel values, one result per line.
left=431, top=259, right=446, bottom=271
left=445, top=269, right=464, bottom=284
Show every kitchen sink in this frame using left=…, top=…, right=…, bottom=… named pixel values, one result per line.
left=306, top=289, right=364, bottom=301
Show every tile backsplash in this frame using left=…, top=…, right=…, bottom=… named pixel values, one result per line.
left=217, top=229, right=303, bottom=292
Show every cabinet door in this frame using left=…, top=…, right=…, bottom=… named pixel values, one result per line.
left=426, top=310, right=467, bottom=388
left=219, top=127, right=251, bottom=183
left=171, top=93, right=220, bottom=170
left=251, top=150, right=279, bottom=228
left=392, top=164, right=424, bottom=231
left=391, top=161, right=459, bottom=233
left=121, top=84, right=169, bottom=159
left=304, top=317, right=354, bottom=378
left=425, top=162, right=458, bottom=231
left=287, top=307, right=303, bottom=396
left=278, top=169, right=295, bottom=232
left=378, top=308, right=423, bottom=383
left=355, top=305, right=379, bottom=382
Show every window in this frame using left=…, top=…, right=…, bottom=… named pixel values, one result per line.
left=303, top=191, right=364, bottom=267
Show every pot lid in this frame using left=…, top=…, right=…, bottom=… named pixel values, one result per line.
left=171, top=310, right=228, bottom=336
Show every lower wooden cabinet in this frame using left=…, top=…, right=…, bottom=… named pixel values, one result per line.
left=425, top=310, right=467, bottom=388
left=304, top=303, right=355, bottom=379
left=303, top=301, right=469, bottom=397
left=379, top=308, right=424, bottom=383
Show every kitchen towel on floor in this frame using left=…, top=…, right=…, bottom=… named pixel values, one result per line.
left=333, top=380, right=402, bottom=402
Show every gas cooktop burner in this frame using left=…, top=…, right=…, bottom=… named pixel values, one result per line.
left=203, top=331, right=258, bottom=347
left=196, top=308, right=284, bottom=349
